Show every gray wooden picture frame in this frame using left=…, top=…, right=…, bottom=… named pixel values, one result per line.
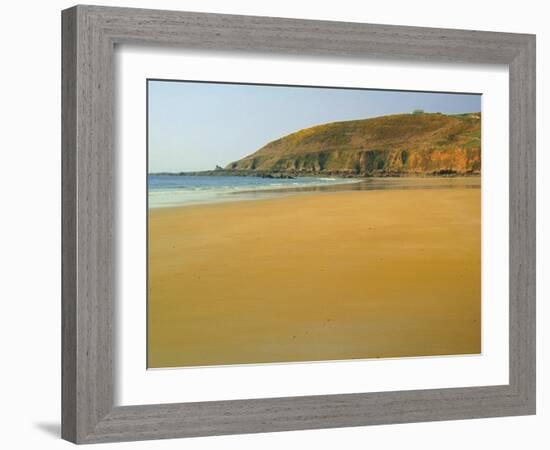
left=61, top=4, right=536, bottom=444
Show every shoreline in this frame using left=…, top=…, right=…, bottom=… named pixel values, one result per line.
left=148, top=175, right=481, bottom=209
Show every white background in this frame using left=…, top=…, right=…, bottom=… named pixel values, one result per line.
left=117, top=48, right=509, bottom=405
left=0, top=0, right=547, bottom=449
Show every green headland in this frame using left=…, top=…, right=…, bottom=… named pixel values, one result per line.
left=158, top=112, right=481, bottom=178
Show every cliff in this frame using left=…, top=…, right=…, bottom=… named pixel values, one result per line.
left=225, top=112, right=481, bottom=176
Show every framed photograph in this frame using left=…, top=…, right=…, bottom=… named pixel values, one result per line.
left=61, top=5, right=536, bottom=444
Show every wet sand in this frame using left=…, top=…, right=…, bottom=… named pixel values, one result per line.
left=148, top=187, right=481, bottom=368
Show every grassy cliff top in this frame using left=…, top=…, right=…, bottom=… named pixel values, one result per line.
left=226, top=112, right=481, bottom=174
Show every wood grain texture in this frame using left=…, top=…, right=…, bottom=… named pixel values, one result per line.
left=61, top=4, right=536, bottom=444
left=508, top=36, right=536, bottom=409
left=61, top=7, right=77, bottom=443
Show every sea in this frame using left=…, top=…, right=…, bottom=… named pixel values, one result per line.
left=147, top=175, right=362, bottom=208
left=148, top=175, right=480, bottom=208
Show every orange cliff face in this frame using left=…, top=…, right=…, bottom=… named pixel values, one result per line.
left=226, top=112, right=481, bottom=176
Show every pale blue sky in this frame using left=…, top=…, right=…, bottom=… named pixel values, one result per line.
left=148, top=80, right=481, bottom=173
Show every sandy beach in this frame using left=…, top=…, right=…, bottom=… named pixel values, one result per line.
left=148, top=187, right=481, bottom=368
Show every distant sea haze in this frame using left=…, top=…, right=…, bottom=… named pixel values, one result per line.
left=147, top=175, right=480, bottom=208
